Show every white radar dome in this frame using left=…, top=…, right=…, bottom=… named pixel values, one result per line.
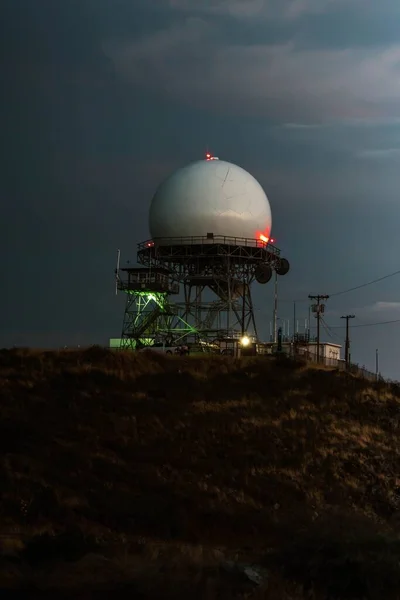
left=149, top=158, right=272, bottom=244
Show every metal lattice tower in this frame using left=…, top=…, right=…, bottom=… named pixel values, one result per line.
left=117, top=267, right=195, bottom=349
left=116, top=235, right=289, bottom=349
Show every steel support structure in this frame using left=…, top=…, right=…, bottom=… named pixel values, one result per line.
left=176, top=270, right=257, bottom=341
left=118, top=267, right=195, bottom=349
left=116, top=235, right=290, bottom=347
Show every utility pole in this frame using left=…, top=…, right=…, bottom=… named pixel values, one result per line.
left=308, top=295, right=329, bottom=363
left=292, top=301, right=296, bottom=356
left=293, top=301, right=296, bottom=340
left=273, top=270, right=278, bottom=343
left=375, top=348, right=379, bottom=381
left=241, top=270, right=246, bottom=339
left=341, top=314, right=355, bottom=367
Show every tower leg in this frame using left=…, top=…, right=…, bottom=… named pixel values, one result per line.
left=120, top=290, right=197, bottom=350
left=120, top=292, right=164, bottom=350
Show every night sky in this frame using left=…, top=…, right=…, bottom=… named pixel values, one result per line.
left=2, top=0, right=400, bottom=378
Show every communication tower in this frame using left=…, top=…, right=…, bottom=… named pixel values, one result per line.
left=116, top=154, right=290, bottom=350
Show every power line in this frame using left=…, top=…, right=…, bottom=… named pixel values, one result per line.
left=320, top=316, right=342, bottom=341
left=279, top=268, right=400, bottom=304
left=328, top=269, right=400, bottom=298
left=320, top=319, right=336, bottom=341
left=326, top=318, right=400, bottom=329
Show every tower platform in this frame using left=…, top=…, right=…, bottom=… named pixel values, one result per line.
left=138, top=234, right=281, bottom=270
left=118, top=266, right=179, bottom=294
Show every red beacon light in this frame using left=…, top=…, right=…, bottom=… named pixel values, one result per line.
left=205, top=152, right=219, bottom=161
left=259, top=234, right=276, bottom=245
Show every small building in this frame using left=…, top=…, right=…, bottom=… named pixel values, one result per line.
left=109, top=338, right=122, bottom=349
left=298, top=342, right=341, bottom=361
left=257, top=340, right=342, bottom=362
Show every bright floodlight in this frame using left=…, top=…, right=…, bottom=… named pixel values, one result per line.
left=240, top=335, right=250, bottom=347
left=149, top=159, right=272, bottom=244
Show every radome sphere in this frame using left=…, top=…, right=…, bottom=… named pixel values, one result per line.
left=149, top=159, right=272, bottom=243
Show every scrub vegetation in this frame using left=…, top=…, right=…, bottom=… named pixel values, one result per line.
left=1, top=346, right=400, bottom=598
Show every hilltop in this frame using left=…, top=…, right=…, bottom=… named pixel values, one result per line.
left=1, top=347, right=400, bottom=598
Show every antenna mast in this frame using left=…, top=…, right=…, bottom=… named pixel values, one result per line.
left=115, top=249, right=121, bottom=296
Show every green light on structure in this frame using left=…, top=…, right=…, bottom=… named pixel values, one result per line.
left=119, top=284, right=197, bottom=350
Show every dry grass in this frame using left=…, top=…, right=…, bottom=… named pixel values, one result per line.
left=1, top=347, right=400, bottom=597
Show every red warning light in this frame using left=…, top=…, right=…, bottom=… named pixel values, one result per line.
left=206, top=152, right=212, bottom=160
left=270, top=238, right=275, bottom=244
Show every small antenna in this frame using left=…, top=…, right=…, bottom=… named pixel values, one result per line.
left=115, top=248, right=121, bottom=296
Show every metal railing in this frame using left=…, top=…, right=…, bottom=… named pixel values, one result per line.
left=138, top=235, right=281, bottom=255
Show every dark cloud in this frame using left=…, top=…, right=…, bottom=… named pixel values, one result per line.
left=105, top=14, right=400, bottom=123
left=153, top=0, right=400, bottom=51
left=2, top=0, right=400, bottom=377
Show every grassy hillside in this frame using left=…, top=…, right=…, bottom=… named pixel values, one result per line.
left=1, top=347, right=400, bottom=598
